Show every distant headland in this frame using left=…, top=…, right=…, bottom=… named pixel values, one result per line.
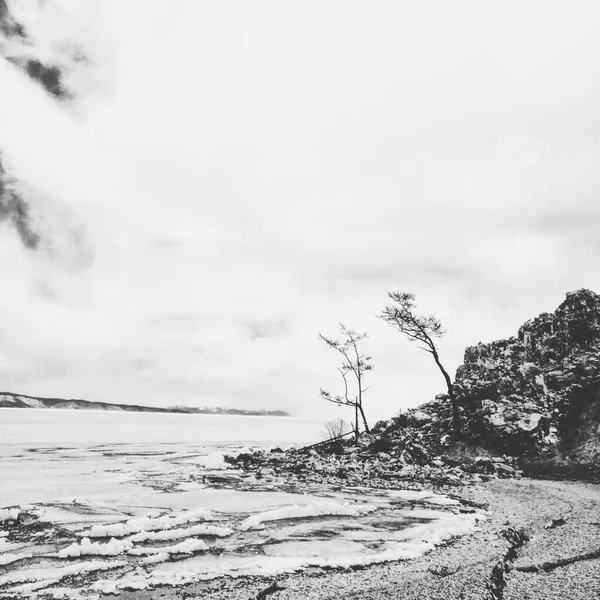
left=0, top=392, right=289, bottom=417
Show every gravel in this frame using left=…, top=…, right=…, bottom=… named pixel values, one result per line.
left=119, top=478, right=600, bottom=600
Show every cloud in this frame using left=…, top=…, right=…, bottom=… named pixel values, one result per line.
left=1, top=0, right=600, bottom=419
left=0, top=155, right=41, bottom=249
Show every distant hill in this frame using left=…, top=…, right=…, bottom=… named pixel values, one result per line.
left=0, top=392, right=289, bottom=417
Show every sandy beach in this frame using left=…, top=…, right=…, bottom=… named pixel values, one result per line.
left=117, top=478, right=599, bottom=600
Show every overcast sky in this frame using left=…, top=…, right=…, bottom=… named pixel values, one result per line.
left=1, top=1, right=600, bottom=419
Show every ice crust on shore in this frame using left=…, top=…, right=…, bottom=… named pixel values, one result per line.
left=0, top=552, right=32, bottom=566
left=128, top=538, right=208, bottom=555
left=385, top=489, right=460, bottom=505
left=87, top=507, right=214, bottom=538
left=197, top=451, right=231, bottom=470
left=58, top=537, right=133, bottom=558
left=0, top=508, right=20, bottom=522
left=106, top=507, right=482, bottom=589
left=0, top=434, right=484, bottom=597
left=57, top=532, right=215, bottom=559
left=239, top=500, right=377, bottom=531
left=0, top=560, right=126, bottom=589
left=128, top=523, right=233, bottom=542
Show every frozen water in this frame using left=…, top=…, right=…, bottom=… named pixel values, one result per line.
left=87, top=508, right=215, bottom=538
left=239, top=500, right=377, bottom=531
left=128, top=538, right=208, bottom=556
left=0, top=553, right=32, bottom=567
left=0, top=509, right=19, bottom=523
left=128, top=523, right=234, bottom=542
left=0, top=409, right=484, bottom=597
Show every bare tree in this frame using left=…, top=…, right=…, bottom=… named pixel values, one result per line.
left=319, top=324, right=372, bottom=436
left=378, top=292, right=459, bottom=427
left=321, top=417, right=352, bottom=442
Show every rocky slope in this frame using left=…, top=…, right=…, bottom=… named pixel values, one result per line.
left=369, top=289, right=600, bottom=477
left=452, top=288, right=600, bottom=472
left=228, top=290, right=599, bottom=485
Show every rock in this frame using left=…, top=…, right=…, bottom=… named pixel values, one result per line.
left=357, top=433, right=376, bottom=448
left=545, top=517, right=567, bottom=529
left=409, top=410, right=432, bottom=425
left=453, top=289, right=600, bottom=468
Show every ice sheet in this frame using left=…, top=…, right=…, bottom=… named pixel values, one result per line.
left=0, top=411, right=483, bottom=597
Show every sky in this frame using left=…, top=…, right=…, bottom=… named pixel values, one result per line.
left=1, top=0, right=600, bottom=420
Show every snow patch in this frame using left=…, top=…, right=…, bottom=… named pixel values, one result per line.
left=239, top=501, right=377, bottom=531
left=58, top=537, right=132, bottom=558
left=386, top=489, right=458, bottom=505
left=128, top=523, right=233, bottom=543
left=87, top=507, right=214, bottom=538
left=92, top=580, right=120, bottom=595
left=142, top=552, right=170, bottom=565
left=197, top=451, right=230, bottom=470
left=128, top=538, right=208, bottom=556
left=0, top=552, right=32, bottom=566
left=0, top=560, right=126, bottom=589
left=0, top=507, right=20, bottom=522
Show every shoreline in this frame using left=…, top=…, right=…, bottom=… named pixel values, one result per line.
left=0, top=406, right=291, bottom=418
left=121, top=477, right=600, bottom=600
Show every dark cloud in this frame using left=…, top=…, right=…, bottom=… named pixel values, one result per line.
left=0, top=0, right=25, bottom=38
left=22, top=58, right=70, bottom=99
left=0, top=0, right=71, bottom=100
left=0, top=155, right=40, bottom=250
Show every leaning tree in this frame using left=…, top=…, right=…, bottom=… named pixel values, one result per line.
left=378, top=292, right=459, bottom=428
left=318, top=323, right=372, bottom=437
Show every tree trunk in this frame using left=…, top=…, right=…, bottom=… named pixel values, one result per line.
left=358, top=402, right=370, bottom=433
left=431, top=347, right=460, bottom=428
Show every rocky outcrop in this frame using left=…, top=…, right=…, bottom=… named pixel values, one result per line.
left=228, top=290, right=600, bottom=485
left=357, top=289, right=600, bottom=480
left=452, top=289, right=600, bottom=472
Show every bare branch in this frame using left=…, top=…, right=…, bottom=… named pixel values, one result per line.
left=337, top=367, right=350, bottom=404
left=319, top=323, right=372, bottom=434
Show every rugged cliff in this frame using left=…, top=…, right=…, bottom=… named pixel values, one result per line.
left=367, top=289, right=600, bottom=478
left=452, top=289, right=600, bottom=469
